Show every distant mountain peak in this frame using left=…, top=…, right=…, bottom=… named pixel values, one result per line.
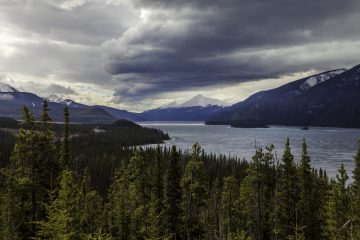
left=300, top=69, right=346, bottom=90
left=160, top=95, right=228, bottom=109
left=0, top=83, right=18, bottom=93
left=45, top=94, right=85, bottom=108
left=179, top=95, right=228, bottom=107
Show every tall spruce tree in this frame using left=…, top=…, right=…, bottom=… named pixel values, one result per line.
left=35, top=169, right=77, bottom=240
left=240, top=146, right=275, bottom=240
left=107, top=166, right=131, bottom=240
left=60, top=106, right=71, bottom=168
left=151, top=145, right=165, bottom=238
left=297, top=139, right=315, bottom=239
left=272, top=138, right=299, bottom=239
left=351, top=140, right=360, bottom=238
left=325, top=164, right=351, bottom=240
left=0, top=107, right=41, bottom=238
left=37, top=100, right=58, bottom=222
left=205, top=177, right=221, bottom=240
left=126, top=148, right=152, bottom=239
left=221, top=175, right=242, bottom=239
left=181, top=143, right=207, bottom=240
left=165, top=146, right=182, bottom=240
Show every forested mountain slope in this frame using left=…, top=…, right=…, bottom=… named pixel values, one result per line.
left=207, top=66, right=360, bottom=128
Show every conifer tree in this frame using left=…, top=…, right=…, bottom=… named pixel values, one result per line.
left=35, top=169, right=77, bottom=240
left=240, top=146, right=275, bottom=240
left=165, top=146, right=182, bottom=240
left=0, top=107, right=41, bottom=238
left=204, top=177, right=221, bottom=240
left=0, top=161, right=32, bottom=239
left=36, top=168, right=104, bottom=239
left=126, top=148, right=152, bottom=239
left=297, top=139, right=314, bottom=239
left=351, top=140, right=360, bottom=238
left=181, top=143, right=207, bottom=240
left=76, top=169, right=105, bottom=236
left=325, top=164, right=351, bottom=240
left=146, top=200, right=169, bottom=240
left=106, top=166, right=131, bottom=240
left=152, top=145, right=165, bottom=237
left=36, top=100, right=58, bottom=223
left=60, top=106, right=71, bottom=167
left=221, top=175, right=241, bottom=239
left=272, top=138, right=299, bottom=239
left=21, top=106, right=36, bottom=130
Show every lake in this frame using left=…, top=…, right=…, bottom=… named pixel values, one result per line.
left=140, top=121, right=360, bottom=178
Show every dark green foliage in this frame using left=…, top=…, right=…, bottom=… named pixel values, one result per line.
left=3, top=107, right=360, bottom=239
left=165, top=146, right=182, bottom=239
left=106, top=166, right=131, bottom=240
left=351, top=140, right=360, bottom=238
left=0, top=106, right=43, bottom=238
left=126, top=149, right=152, bottom=239
left=325, top=164, right=351, bottom=239
left=221, top=176, right=242, bottom=239
left=60, top=106, right=71, bottom=167
left=35, top=169, right=77, bottom=239
left=240, top=145, right=276, bottom=240
left=297, top=139, right=325, bottom=240
left=0, top=130, right=15, bottom=167
left=0, top=116, right=19, bottom=129
left=273, top=138, right=299, bottom=239
left=182, top=143, right=207, bottom=240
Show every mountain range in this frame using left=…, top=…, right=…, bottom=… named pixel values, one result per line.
left=207, top=64, right=360, bottom=128
left=0, top=84, right=227, bottom=123
left=2, top=64, right=360, bottom=127
left=0, top=85, right=143, bottom=123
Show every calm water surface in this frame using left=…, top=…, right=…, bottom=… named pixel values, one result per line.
left=140, top=121, right=360, bottom=178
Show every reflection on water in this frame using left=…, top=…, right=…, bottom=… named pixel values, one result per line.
left=140, top=122, right=360, bottom=178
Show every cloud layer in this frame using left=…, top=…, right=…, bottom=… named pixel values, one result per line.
left=1, top=0, right=360, bottom=110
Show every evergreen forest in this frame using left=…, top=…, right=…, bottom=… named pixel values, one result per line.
left=1, top=101, right=360, bottom=240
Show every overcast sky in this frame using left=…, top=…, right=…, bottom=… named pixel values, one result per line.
left=1, top=0, right=360, bottom=111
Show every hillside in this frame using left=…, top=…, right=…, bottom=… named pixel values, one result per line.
left=206, top=66, right=360, bottom=128
left=0, top=88, right=142, bottom=123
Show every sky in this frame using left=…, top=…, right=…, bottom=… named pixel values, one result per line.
left=0, top=0, right=360, bottom=112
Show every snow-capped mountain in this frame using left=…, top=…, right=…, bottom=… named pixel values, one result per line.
left=178, top=95, right=228, bottom=107
left=143, top=95, right=228, bottom=121
left=160, top=95, right=228, bottom=109
left=207, top=65, right=360, bottom=128
left=45, top=95, right=87, bottom=108
left=300, top=69, right=346, bottom=90
left=0, top=85, right=144, bottom=123
left=0, top=83, right=18, bottom=93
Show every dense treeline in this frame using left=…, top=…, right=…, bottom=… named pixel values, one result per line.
left=1, top=102, right=360, bottom=239
left=0, top=115, right=170, bottom=139
left=0, top=117, right=19, bottom=129
left=0, top=130, right=15, bottom=168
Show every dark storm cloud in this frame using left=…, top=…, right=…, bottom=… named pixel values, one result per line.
left=1, top=0, right=360, bottom=108
left=0, top=0, right=137, bottom=45
left=104, top=0, right=360, bottom=101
